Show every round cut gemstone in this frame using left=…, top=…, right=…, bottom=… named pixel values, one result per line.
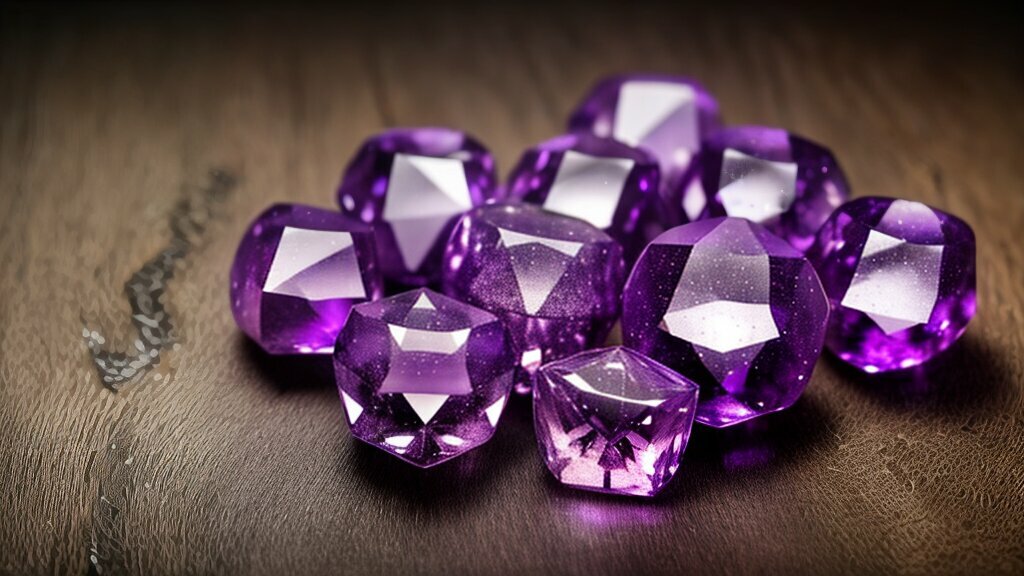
left=568, top=74, right=721, bottom=199
left=230, top=203, right=382, bottom=355
left=622, top=217, right=829, bottom=428
left=806, top=197, right=976, bottom=372
left=679, top=126, right=850, bottom=251
left=333, top=288, right=515, bottom=467
left=336, top=127, right=499, bottom=286
left=534, top=346, right=699, bottom=497
left=442, top=204, right=626, bottom=394
left=505, top=133, right=661, bottom=264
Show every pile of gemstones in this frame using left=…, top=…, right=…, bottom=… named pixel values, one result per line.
left=230, top=74, right=977, bottom=497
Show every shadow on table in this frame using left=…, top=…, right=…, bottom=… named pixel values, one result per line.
left=239, top=336, right=336, bottom=394
left=826, top=333, right=1016, bottom=417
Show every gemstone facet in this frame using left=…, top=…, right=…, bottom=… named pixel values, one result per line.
left=505, top=133, right=662, bottom=264
left=679, top=126, right=850, bottom=251
left=442, top=204, right=626, bottom=393
left=568, top=74, right=721, bottom=201
left=806, top=197, right=976, bottom=372
left=533, top=347, right=699, bottom=497
left=336, top=128, right=499, bottom=286
left=622, top=217, right=829, bottom=427
left=333, top=288, right=515, bottom=467
left=230, top=204, right=382, bottom=355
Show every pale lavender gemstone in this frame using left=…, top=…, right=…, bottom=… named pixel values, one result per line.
left=679, top=126, right=850, bottom=251
left=442, top=204, right=626, bottom=394
left=336, top=128, right=499, bottom=287
left=806, top=197, right=976, bottom=373
left=229, top=203, right=382, bottom=355
left=568, top=74, right=721, bottom=203
left=333, top=289, right=515, bottom=468
left=505, top=133, right=661, bottom=265
left=534, top=347, right=699, bottom=497
left=623, top=217, right=829, bottom=428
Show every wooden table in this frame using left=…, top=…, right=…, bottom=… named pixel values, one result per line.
left=2, top=3, right=1022, bottom=574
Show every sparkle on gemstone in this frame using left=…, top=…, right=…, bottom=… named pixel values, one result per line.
left=333, top=288, right=515, bottom=467
left=623, top=217, right=829, bottom=427
left=807, top=197, right=976, bottom=372
left=533, top=347, right=698, bottom=497
left=544, top=150, right=634, bottom=229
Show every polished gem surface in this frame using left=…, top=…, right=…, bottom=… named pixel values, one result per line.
left=568, top=74, right=720, bottom=203
left=442, top=204, right=625, bottom=393
left=534, top=347, right=698, bottom=497
left=336, top=127, right=498, bottom=286
left=806, top=197, right=976, bottom=372
left=678, top=126, right=850, bottom=251
left=505, top=133, right=661, bottom=264
left=230, top=204, right=382, bottom=355
left=333, top=289, right=515, bottom=467
left=623, top=218, right=828, bottom=427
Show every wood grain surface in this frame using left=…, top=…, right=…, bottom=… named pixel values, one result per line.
left=2, top=2, right=1023, bottom=574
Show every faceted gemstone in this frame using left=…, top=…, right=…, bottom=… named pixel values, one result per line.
left=333, top=288, right=516, bottom=467
left=680, top=126, right=850, bottom=252
left=622, top=217, right=829, bottom=428
left=806, top=197, right=976, bottom=373
left=336, top=127, right=499, bottom=286
left=505, top=133, right=662, bottom=265
left=230, top=203, right=383, bottom=355
left=442, top=204, right=626, bottom=394
left=567, top=74, right=721, bottom=206
left=534, top=347, right=699, bottom=497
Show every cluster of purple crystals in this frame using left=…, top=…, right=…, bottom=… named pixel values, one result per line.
left=229, top=74, right=976, bottom=496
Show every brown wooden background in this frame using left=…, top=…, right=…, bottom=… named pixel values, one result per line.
left=2, top=2, right=1023, bottom=574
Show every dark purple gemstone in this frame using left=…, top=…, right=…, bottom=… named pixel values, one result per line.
left=568, top=74, right=721, bottom=199
left=534, top=347, right=699, bottom=497
left=442, top=204, right=626, bottom=393
left=806, top=197, right=976, bottom=372
left=336, top=128, right=499, bottom=286
left=333, top=289, right=516, bottom=467
left=678, top=126, right=850, bottom=251
left=230, top=203, right=382, bottom=355
left=505, top=133, right=661, bottom=264
left=622, top=217, right=829, bottom=427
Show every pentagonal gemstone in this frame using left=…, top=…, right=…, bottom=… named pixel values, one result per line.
left=333, top=289, right=515, bottom=467
left=230, top=204, right=382, bottom=355
left=622, top=217, right=829, bottom=428
left=534, top=347, right=698, bottom=497
left=442, top=204, right=625, bottom=394
left=679, top=126, right=850, bottom=252
left=806, top=197, right=976, bottom=373
left=568, top=74, right=721, bottom=201
left=336, top=128, right=499, bottom=286
left=505, top=133, right=661, bottom=265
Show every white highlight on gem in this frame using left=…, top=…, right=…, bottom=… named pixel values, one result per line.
left=388, top=325, right=471, bottom=354
left=341, top=391, right=364, bottom=425
left=384, top=435, right=415, bottom=448
left=485, top=396, right=507, bottom=427
left=264, top=228, right=364, bottom=301
left=661, top=301, right=780, bottom=353
left=498, top=228, right=584, bottom=315
left=544, top=150, right=634, bottom=229
left=718, top=148, right=798, bottom=223
left=403, top=393, right=449, bottom=424
left=613, top=81, right=698, bottom=151
left=563, top=373, right=665, bottom=407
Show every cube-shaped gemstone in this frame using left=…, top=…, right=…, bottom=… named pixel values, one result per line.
left=534, top=347, right=699, bottom=497
left=679, top=126, right=850, bottom=251
left=806, top=197, right=976, bottom=372
left=230, top=203, right=382, bottom=355
left=505, top=133, right=661, bottom=265
left=333, top=289, right=516, bottom=467
left=336, top=128, right=499, bottom=286
left=623, top=218, right=829, bottom=427
left=442, top=204, right=626, bottom=393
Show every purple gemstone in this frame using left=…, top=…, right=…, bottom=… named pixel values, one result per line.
left=230, top=203, right=382, bottom=355
left=568, top=74, right=721, bottom=200
left=680, top=126, right=851, bottom=251
left=333, top=288, right=516, bottom=467
left=534, top=346, right=698, bottom=497
left=806, top=197, right=976, bottom=373
left=336, top=128, right=499, bottom=286
left=505, top=133, right=662, bottom=264
left=442, top=204, right=626, bottom=394
left=622, top=217, right=829, bottom=427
